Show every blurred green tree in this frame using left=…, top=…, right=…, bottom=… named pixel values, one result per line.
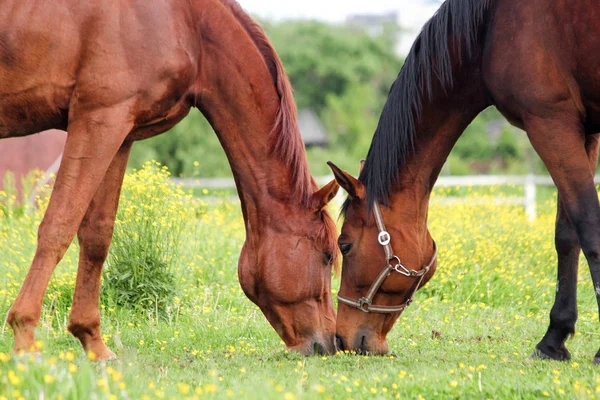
left=129, top=110, right=230, bottom=177
left=128, top=19, right=537, bottom=178
left=265, top=21, right=401, bottom=110
left=129, top=20, right=402, bottom=177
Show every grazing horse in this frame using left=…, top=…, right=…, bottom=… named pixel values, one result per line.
left=1, top=0, right=340, bottom=358
left=329, top=0, right=600, bottom=361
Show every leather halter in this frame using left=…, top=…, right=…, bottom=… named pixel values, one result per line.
left=337, top=200, right=437, bottom=314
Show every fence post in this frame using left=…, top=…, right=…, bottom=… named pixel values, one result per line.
left=525, top=174, right=536, bottom=221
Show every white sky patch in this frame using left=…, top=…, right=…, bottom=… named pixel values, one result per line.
left=238, top=0, right=441, bottom=55
left=238, top=0, right=414, bottom=22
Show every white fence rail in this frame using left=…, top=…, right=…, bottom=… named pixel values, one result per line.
left=171, top=175, right=600, bottom=221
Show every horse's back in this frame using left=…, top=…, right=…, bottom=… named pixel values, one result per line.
left=484, top=0, right=600, bottom=131
left=0, top=0, right=198, bottom=139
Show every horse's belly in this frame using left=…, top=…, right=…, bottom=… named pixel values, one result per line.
left=0, top=86, right=71, bottom=139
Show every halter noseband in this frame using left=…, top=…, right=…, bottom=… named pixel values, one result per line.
left=337, top=201, right=437, bottom=314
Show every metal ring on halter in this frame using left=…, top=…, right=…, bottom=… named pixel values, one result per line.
left=358, top=297, right=371, bottom=313
left=378, top=231, right=391, bottom=246
left=389, top=255, right=411, bottom=276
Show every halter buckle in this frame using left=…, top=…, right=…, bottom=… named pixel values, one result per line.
left=358, top=298, right=371, bottom=313
left=378, top=231, right=391, bottom=246
left=389, top=256, right=410, bottom=276
left=393, top=264, right=412, bottom=276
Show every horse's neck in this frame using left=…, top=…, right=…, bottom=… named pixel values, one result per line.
left=410, top=91, right=485, bottom=186
left=191, top=0, right=311, bottom=221
left=390, top=61, right=488, bottom=226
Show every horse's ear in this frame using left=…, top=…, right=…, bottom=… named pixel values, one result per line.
left=327, top=161, right=362, bottom=199
left=359, top=159, right=366, bottom=174
left=312, top=179, right=339, bottom=212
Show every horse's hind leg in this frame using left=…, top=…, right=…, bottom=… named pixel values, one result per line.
left=67, top=142, right=132, bottom=360
left=526, top=116, right=600, bottom=362
left=535, top=135, right=600, bottom=361
left=6, top=107, right=133, bottom=354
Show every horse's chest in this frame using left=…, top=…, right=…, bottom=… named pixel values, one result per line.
left=126, top=63, right=196, bottom=141
left=128, top=100, right=192, bottom=141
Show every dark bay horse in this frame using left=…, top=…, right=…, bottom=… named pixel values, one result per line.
left=330, top=0, right=600, bottom=361
left=1, top=0, right=340, bottom=358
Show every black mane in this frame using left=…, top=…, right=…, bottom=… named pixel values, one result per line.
left=359, top=0, right=492, bottom=206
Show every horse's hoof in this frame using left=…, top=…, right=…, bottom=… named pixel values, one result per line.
left=531, top=349, right=550, bottom=360
left=12, top=350, right=41, bottom=363
left=99, top=353, right=118, bottom=362
left=531, top=344, right=571, bottom=361
left=94, top=349, right=117, bottom=362
left=593, top=357, right=600, bottom=365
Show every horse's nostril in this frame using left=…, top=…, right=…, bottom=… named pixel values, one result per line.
left=359, top=335, right=368, bottom=354
left=335, top=334, right=346, bottom=352
left=313, top=341, right=320, bottom=355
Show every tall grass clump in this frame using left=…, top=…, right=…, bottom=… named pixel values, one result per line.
left=102, top=161, right=195, bottom=315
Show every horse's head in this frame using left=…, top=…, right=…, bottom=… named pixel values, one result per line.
left=328, top=162, right=437, bottom=354
left=237, top=180, right=340, bottom=355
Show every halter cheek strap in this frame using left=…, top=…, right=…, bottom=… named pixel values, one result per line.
left=337, top=200, right=437, bottom=314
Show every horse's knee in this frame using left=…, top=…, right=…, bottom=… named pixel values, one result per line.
left=81, top=240, right=111, bottom=264
left=554, top=218, right=578, bottom=256
left=67, top=317, right=100, bottom=339
left=78, top=217, right=114, bottom=264
left=7, top=307, right=37, bottom=329
left=549, top=306, right=577, bottom=334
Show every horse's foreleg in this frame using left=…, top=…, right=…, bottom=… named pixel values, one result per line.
left=527, top=117, right=600, bottom=362
left=7, top=108, right=133, bottom=354
left=67, top=141, right=132, bottom=361
left=534, top=198, right=580, bottom=360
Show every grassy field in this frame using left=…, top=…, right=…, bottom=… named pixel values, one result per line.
left=1, top=166, right=600, bottom=399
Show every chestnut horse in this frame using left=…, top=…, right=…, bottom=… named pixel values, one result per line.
left=1, top=0, right=340, bottom=358
left=330, top=0, right=600, bottom=362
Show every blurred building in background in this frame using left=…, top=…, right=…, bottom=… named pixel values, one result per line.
left=298, top=109, right=329, bottom=147
left=0, top=130, right=65, bottom=198
left=396, top=1, right=441, bottom=55
left=346, top=11, right=402, bottom=55
left=345, top=2, right=440, bottom=57
left=346, top=11, right=399, bottom=37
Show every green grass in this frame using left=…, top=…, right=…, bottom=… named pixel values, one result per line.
left=2, top=180, right=600, bottom=399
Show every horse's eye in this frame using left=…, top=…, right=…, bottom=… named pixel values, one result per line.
left=339, top=243, right=353, bottom=256
left=323, top=251, right=333, bottom=265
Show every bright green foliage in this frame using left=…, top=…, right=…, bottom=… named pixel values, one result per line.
left=129, top=110, right=231, bottom=178
left=128, top=21, right=402, bottom=177
left=4, top=167, right=600, bottom=399
left=264, top=20, right=401, bottom=111
left=126, top=19, right=544, bottom=178
left=101, top=162, right=198, bottom=315
left=0, top=172, right=20, bottom=224
left=0, top=170, right=45, bottom=219
left=267, top=20, right=402, bottom=171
